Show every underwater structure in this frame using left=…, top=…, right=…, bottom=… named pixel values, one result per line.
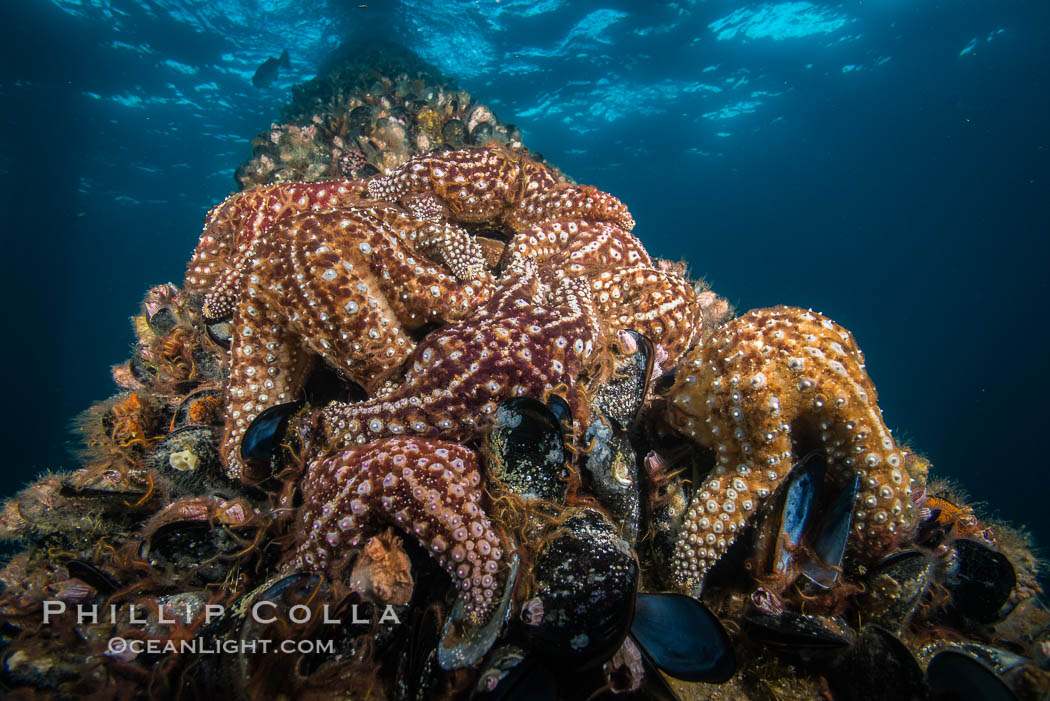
left=1, top=43, right=1047, bottom=700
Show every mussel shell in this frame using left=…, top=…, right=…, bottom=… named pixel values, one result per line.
left=205, top=319, right=233, bottom=347
left=439, top=555, right=520, bottom=670
left=474, top=649, right=560, bottom=701
left=770, top=452, right=823, bottom=577
left=58, top=479, right=152, bottom=512
left=630, top=593, right=735, bottom=683
left=546, top=394, right=572, bottom=431
left=171, top=389, right=224, bottom=430
left=632, top=649, right=683, bottom=701
left=1, top=644, right=82, bottom=692
left=744, top=609, right=855, bottom=651
left=394, top=602, right=443, bottom=700
left=191, top=347, right=226, bottom=382
left=582, top=411, right=640, bottom=543
left=240, top=401, right=304, bottom=480
left=63, top=559, right=120, bottom=594
left=826, top=625, right=925, bottom=701
left=475, top=645, right=528, bottom=697
left=183, top=573, right=322, bottom=699
left=147, top=307, right=177, bottom=334
left=148, top=425, right=229, bottom=497
left=866, top=550, right=934, bottom=632
left=801, top=472, right=859, bottom=589
left=523, top=509, right=638, bottom=669
left=442, top=118, right=467, bottom=147
left=483, top=398, right=568, bottom=502
left=927, top=650, right=1018, bottom=701
left=943, top=538, right=1016, bottom=625
left=470, top=121, right=495, bottom=146
left=130, top=351, right=157, bottom=383
left=348, top=105, right=374, bottom=134
left=591, top=330, right=653, bottom=430
left=144, top=519, right=258, bottom=583
left=645, top=469, right=689, bottom=587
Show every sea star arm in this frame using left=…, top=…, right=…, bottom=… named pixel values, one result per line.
left=366, top=148, right=634, bottom=232
left=318, top=260, right=599, bottom=450
left=666, top=306, right=919, bottom=594
left=186, top=181, right=366, bottom=318
left=222, top=297, right=314, bottom=480
left=291, top=437, right=506, bottom=619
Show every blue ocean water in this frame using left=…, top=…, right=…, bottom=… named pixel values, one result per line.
left=0, top=0, right=1047, bottom=565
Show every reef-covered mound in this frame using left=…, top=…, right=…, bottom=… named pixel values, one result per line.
left=1, top=44, right=1047, bottom=700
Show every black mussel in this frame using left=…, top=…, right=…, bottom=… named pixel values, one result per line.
left=191, top=347, right=226, bottom=381
left=866, top=550, right=934, bottom=632
left=358, top=162, right=381, bottom=178
left=147, top=306, right=177, bottom=334
left=442, top=118, right=467, bottom=147
left=591, top=330, right=654, bottom=430
left=546, top=394, right=573, bottom=434
left=439, top=554, right=520, bottom=670
left=800, top=473, right=859, bottom=589
left=482, top=398, right=569, bottom=502
left=643, top=452, right=690, bottom=585
left=942, top=538, right=1016, bottom=625
left=470, top=121, right=495, bottom=145
left=522, top=509, right=638, bottom=669
left=927, top=650, right=1018, bottom=701
left=1, top=644, right=83, bottom=692
left=395, top=602, right=443, bottom=701
left=192, top=571, right=401, bottom=697
left=826, top=625, right=925, bottom=701
left=148, top=425, right=231, bottom=496
left=948, top=643, right=1042, bottom=684
left=130, top=350, right=157, bottom=383
left=144, top=517, right=259, bottom=584
left=58, top=475, right=152, bottom=512
left=595, top=636, right=682, bottom=701
left=240, top=400, right=304, bottom=479
left=769, top=452, right=823, bottom=578
left=348, top=105, right=374, bottom=134
left=171, top=389, right=224, bottom=430
left=629, top=593, right=735, bottom=683
left=302, top=361, right=369, bottom=406
left=184, top=573, right=321, bottom=698
left=205, top=318, right=233, bottom=347
left=582, top=411, right=640, bottom=543
left=474, top=645, right=527, bottom=698
left=63, top=559, right=119, bottom=594
left=744, top=608, right=855, bottom=651
left=474, top=647, right=560, bottom=701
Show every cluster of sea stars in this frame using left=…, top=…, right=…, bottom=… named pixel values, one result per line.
left=184, top=146, right=700, bottom=617
left=185, top=146, right=917, bottom=617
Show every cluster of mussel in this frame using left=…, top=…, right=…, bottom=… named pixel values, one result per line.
left=235, top=40, right=538, bottom=191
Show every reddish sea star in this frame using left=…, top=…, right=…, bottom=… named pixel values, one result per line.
left=318, top=257, right=600, bottom=451
left=291, top=437, right=506, bottom=618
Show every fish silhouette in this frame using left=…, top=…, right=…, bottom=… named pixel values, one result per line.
left=252, top=49, right=290, bottom=88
